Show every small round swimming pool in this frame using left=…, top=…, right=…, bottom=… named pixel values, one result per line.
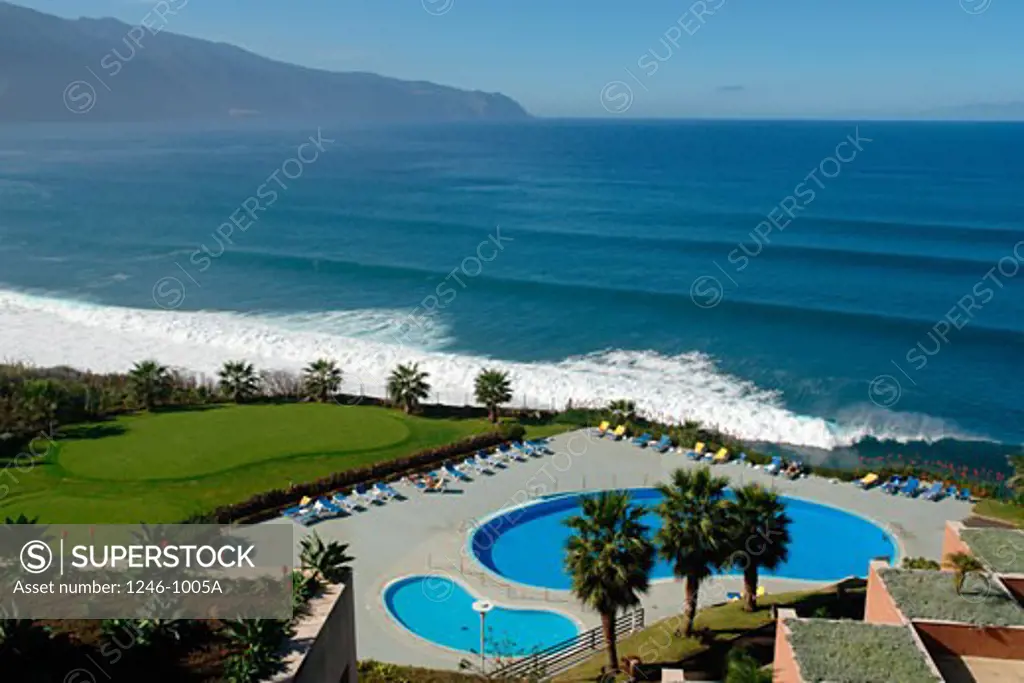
left=383, top=575, right=580, bottom=656
left=470, top=488, right=896, bottom=590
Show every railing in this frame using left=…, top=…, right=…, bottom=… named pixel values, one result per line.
left=489, top=608, right=645, bottom=680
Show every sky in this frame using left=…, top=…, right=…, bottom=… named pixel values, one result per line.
left=14, top=0, right=1024, bottom=118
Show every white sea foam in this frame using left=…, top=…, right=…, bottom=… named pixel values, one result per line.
left=0, top=289, right=969, bottom=449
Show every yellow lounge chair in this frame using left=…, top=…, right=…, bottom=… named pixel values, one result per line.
left=299, top=496, right=313, bottom=507
left=596, top=420, right=610, bottom=435
left=857, top=472, right=879, bottom=488
left=609, top=425, right=626, bottom=440
left=756, top=586, right=766, bottom=597
left=712, top=447, right=730, bottom=463
left=694, top=442, right=706, bottom=454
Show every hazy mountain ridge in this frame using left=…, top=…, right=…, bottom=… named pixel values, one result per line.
left=0, top=2, right=530, bottom=123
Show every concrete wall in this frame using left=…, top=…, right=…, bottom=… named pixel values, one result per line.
left=273, top=567, right=358, bottom=683
left=941, top=521, right=970, bottom=568
left=1002, top=576, right=1024, bottom=602
left=914, top=621, right=1024, bottom=660
left=864, top=560, right=906, bottom=625
left=772, top=611, right=803, bottom=683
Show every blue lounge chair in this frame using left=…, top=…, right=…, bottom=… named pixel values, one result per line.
left=314, top=498, right=343, bottom=518
left=881, top=475, right=902, bottom=494
left=958, top=488, right=971, bottom=501
left=764, top=456, right=783, bottom=475
left=726, top=592, right=741, bottom=601
left=356, top=483, right=384, bottom=505
left=945, top=485, right=958, bottom=499
left=373, top=482, right=398, bottom=500
left=737, top=452, right=748, bottom=466
left=444, top=463, right=471, bottom=482
left=900, top=477, right=920, bottom=497
left=920, top=482, right=943, bottom=501
left=652, top=435, right=672, bottom=453
left=282, top=505, right=304, bottom=517
left=632, top=432, right=652, bottom=447
left=331, top=492, right=358, bottom=512
left=528, top=439, right=553, bottom=454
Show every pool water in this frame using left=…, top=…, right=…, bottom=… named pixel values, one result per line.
left=383, top=575, right=580, bottom=655
left=471, top=488, right=896, bottom=590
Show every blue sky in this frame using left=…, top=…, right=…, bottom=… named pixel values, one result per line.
left=16, top=0, right=1024, bottom=118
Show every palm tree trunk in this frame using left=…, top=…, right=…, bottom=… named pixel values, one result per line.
left=682, top=573, right=700, bottom=636
left=742, top=566, right=759, bottom=612
left=601, top=611, right=618, bottom=672
left=488, top=405, right=497, bottom=423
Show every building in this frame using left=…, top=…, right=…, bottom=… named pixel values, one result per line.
left=773, top=522, right=1024, bottom=682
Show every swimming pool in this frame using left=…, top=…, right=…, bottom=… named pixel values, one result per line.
left=383, top=575, right=580, bottom=656
left=470, top=488, right=897, bottom=590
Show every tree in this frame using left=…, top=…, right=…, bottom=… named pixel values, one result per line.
left=302, top=359, right=342, bottom=403
left=474, top=368, right=512, bottom=423
left=726, top=483, right=791, bottom=612
left=1007, top=454, right=1024, bottom=493
left=607, top=399, right=637, bottom=423
left=655, top=466, right=732, bottom=636
left=218, top=361, right=261, bottom=403
left=299, top=531, right=354, bottom=584
left=724, top=646, right=772, bottom=683
left=945, top=551, right=986, bottom=595
left=222, top=619, right=293, bottom=683
left=127, top=360, right=171, bottom=410
left=902, top=557, right=941, bottom=570
left=387, top=363, right=431, bottom=413
left=564, top=491, right=654, bottom=672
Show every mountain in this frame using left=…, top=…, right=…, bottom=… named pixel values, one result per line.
left=0, top=2, right=530, bottom=123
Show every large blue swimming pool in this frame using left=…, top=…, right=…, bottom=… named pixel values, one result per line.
left=470, top=488, right=896, bottom=590
left=383, top=575, right=580, bottom=656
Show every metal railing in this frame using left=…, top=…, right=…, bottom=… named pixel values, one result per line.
left=489, top=608, right=645, bottom=680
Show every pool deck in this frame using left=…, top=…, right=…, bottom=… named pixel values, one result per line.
left=289, top=429, right=972, bottom=670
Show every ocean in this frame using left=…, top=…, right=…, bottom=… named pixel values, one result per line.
left=1, top=120, right=1022, bottom=474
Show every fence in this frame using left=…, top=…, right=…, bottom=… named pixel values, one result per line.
left=489, top=608, right=645, bottom=680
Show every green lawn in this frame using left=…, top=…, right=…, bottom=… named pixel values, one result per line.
left=973, top=499, right=1024, bottom=528
left=0, top=403, right=522, bottom=523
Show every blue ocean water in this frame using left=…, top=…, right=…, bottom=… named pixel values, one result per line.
left=383, top=575, right=579, bottom=655
left=0, top=120, right=1022, bottom=466
left=471, top=489, right=897, bottom=590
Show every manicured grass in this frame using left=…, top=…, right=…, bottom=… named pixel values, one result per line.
left=555, top=583, right=865, bottom=681
left=973, top=499, right=1024, bottom=528
left=0, top=403, right=509, bottom=523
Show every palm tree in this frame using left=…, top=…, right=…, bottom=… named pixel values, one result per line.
left=946, top=551, right=986, bottom=595
left=564, top=491, right=654, bottom=671
left=474, top=368, right=512, bottom=423
left=726, top=484, right=791, bottom=612
left=1007, top=454, right=1024, bottom=493
left=218, top=361, right=261, bottom=403
left=299, top=531, right=354, bottom=584
left=302, top=359, right=342, bottom=402
left=387, top=363, right=431, bottom=413
left=724, top=646, right=772, bottom=683
left=127, top=360, right=171, bottom=410
left=655, top=467, right=732, bottom=636
left=608, top=399, right=637, bottom=423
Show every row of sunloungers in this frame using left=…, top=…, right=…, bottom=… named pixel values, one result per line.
left=857, top=473, right=970, bottom=501
left=282, top=439, right=554, bottom=525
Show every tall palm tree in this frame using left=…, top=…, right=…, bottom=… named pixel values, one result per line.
left=218, top=361, right=261, bottom=403
left=474, top=368, right=512, bottom=423
left=945, top=551, right=986, bottom=595
left=302, top=359, right=342, bottom=403
left=726, top=484, right=791, bottom=612
left=387, top=363, right=431, bottom=413
left=608, top=399, right=637, bottom=423
left=656, top=466, right=732, bottom=636
left=127, top=360, right=171, bottom=411
left=564, top=491, right=654, bottom=672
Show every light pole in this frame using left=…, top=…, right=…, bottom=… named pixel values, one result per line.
left=472, top=599, right=494, bottom=673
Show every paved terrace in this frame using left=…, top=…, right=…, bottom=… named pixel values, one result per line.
left=283, top=429, right=972, bottom=670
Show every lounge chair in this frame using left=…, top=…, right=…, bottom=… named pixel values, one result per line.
left=686, top=442, right=706, bottom=460
left=595, top=420, right=611, bottom=436
left=632, top=432, right=652, bottom=447
left=372, top=482, right=396, bottom=501
left=331, top=492, right=359, bottom=512
left=429, top=476, right=447, bottom=493
left=463, top=456, right=489, bottom=474
left=712, top=448, right=730, bottom=464
left=920, top=482, right=943, bottom=500
left=652, top=435, right=672, bottom=453
left=900, top=477, right=920, bottom=497
left=528, top=439, right=554, bottom=454
left=356, top=483, right=384, bottom=505
left=881, top=475, right=902, bottom=494
left=857, top=473, right=879, bottom=489
left=291, top=508, right=318, bottom=526
left=764, top=455, right=783, bottom=475
left=726, top=592, right=741, bottom=601
left=958, top=488, right=971, bottom=501
left=607, top=425, right=626, bottom=440
left=757, top=586, right=766, bottom=597
left=785, top=461, right=804, bottom=479
left=314, top=497, right=343, bottom=518
left=444, top=463, right=471, bottom=482
left=945, top=485, right=958, bottom=499
left=736, top=452, right=748, bottom=466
